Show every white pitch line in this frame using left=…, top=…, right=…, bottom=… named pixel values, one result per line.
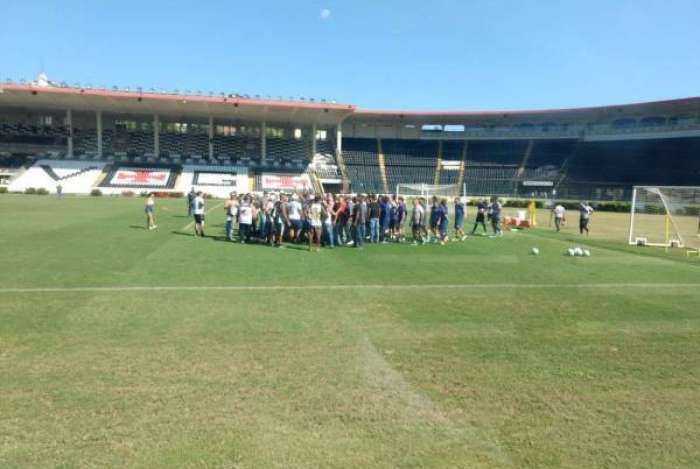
left=181, top=201, right=224, bottom=232
left=1, top=283, right=699, bottom=294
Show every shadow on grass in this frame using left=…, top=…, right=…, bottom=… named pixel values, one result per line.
left=171, top=230, right=197, bottom=237
left=282, top=243, right=315, bottom=252
left=207, top=236, right=318, bottom=252
left=210, top=235, right=236, bottom=243
left=128, top=225, right=147, bottom=230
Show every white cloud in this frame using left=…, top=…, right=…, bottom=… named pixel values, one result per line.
left=320, top=8, right=331, bottom=20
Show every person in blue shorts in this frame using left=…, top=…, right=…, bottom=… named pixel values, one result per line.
left=454, top=197, right=466, bottom=241
left=187, top=188, right=196, bottom=216
left=429, top=196, right=440, bottom=242
left=144, top=193, right=157, bottom=230
left=489, top=197, right=503, bottom=236
left=192, top=191, right=206, bottom=237
left=396, top=196, right=407, bottom=242
left=389, top=196, right=399, bottom=241
left=352, top=195, right=367, bottom=248
left=411, top=198, right=425, bottom=245
left=380, top=195, right=392, bottom=243
left=437, top=199, right=450, bottom=244
left=471, top=199, right=488, bottom=234
left=368, top=194, right=381, bottom=243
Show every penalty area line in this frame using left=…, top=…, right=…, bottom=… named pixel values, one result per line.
left=181, top=201, right=224, bottom=232
left=1, top=283, right=700, bottom=294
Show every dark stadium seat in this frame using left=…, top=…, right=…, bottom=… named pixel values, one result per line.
left=381, top=139, right=438, bottom=190
left=342, top=138, right=384, bottom=193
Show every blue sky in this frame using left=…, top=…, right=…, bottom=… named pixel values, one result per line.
left=1, top=0, right=698, bottom=111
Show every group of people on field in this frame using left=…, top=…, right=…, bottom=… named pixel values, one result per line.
left=146, top=189, right=598, bottom=244
left=179, top=188, right=505, bottom=251
left=551, top=202, right=595, bottom=236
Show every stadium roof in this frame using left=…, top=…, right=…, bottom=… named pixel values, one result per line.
left=352, top=97, right=700, bottom=125
left=1, top=82, right=698, bottom=126
left=0, top=83, right=355, bottom=126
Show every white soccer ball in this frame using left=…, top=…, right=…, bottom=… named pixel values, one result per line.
left=583, top=249, right=591, bottom=257
left=567, top=248, right=575, bottom=256
left=574, top=247, right=583, bottom=256
left=531, top=247, right=539, bottom=255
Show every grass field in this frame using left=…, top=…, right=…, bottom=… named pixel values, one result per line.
left=1, top=194, right=700, bottom=468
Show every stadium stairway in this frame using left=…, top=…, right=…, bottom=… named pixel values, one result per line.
left=308, top=171, right=324, bottom=195
left=93, top=164, right=113, bottom=188
left=39, top=164, right=101, bottom=181
left=432, top=141, right=443, bottom=186
left=516, top=140, right=535, bottom=177
left=552, top=140, right=581, bottom=196
left=333, top=148, right=351, bottom=192
left=172, top=169, right=185, bottom=193
left=377, top=139, right=389, bottom=194
left=456, top=142, right=468, bottom=191
left=8, top=160, right=106, bottom=194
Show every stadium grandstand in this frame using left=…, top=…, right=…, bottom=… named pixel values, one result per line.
left=1, top=74, right=700, bottom=199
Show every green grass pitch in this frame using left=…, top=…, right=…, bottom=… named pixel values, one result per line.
left=1, top=194, right=699, bottom=468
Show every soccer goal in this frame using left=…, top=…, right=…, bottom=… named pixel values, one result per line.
left=396, top=183, right=464, bottom=199
left=628, top=186, right=700, bottom=249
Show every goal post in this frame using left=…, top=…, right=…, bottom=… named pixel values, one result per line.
left=395, top=183, right=464, bottom=199
left=628, top=185, right=700, bottom=249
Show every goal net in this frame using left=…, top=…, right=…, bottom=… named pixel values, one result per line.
left=396, top=183, right=463, bottom=199
left=628, top=186, right=700, bottom=249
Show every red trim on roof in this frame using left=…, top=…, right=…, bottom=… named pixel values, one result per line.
left=0, top=83, right=356, bottom=111
left=1, top=83, right=697, bottom=119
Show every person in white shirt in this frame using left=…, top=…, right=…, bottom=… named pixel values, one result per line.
left=411, top=198, right=426, bottom=245
left=308, top=195, right=323, bottom=251
left=223, top=193, right=239, bottom=241
left=287, top=194, right=303, bottom=242
left=192, top=192, right=205, bottom=237
left=238, top=195, right=253, bottom=244
left=579, top=202, right=594, bottom=236
left=144, top=193, right=157, bottom=230
left=552, top=204, right=566, bottom=232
